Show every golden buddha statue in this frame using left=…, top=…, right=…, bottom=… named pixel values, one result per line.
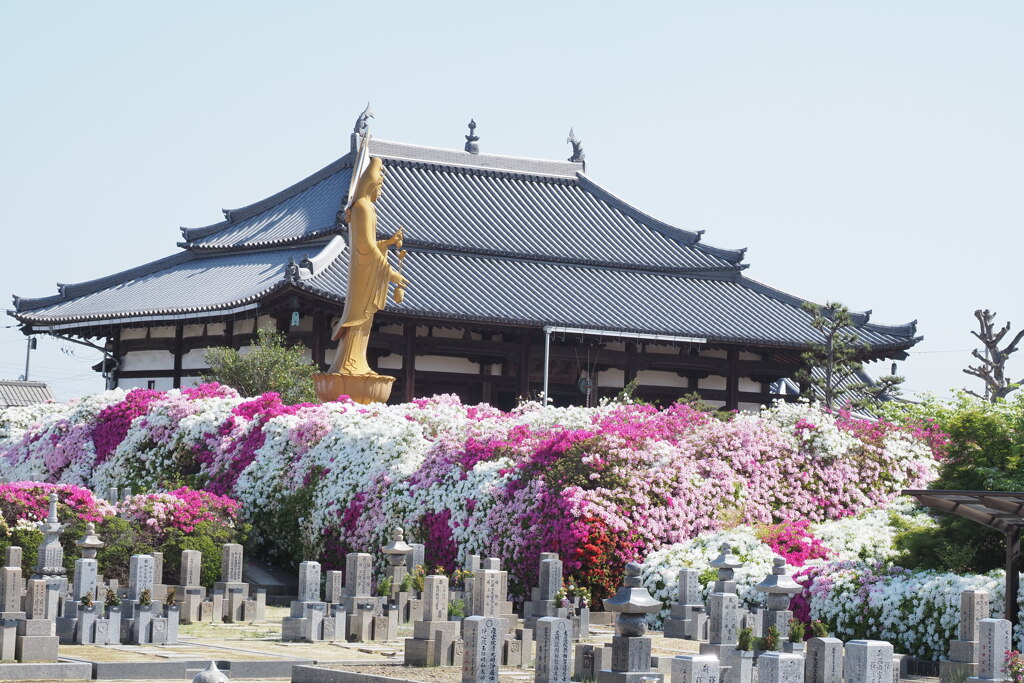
left=314, top=153, right=408, bottom=404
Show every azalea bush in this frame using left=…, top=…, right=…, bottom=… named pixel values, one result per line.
left=0, top=386, right=940, bottom=601
left=0, top=481, right=243, bottom=583
left=638, top=501, right=1024, bottom=660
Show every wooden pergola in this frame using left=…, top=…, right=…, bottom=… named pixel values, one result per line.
left=903, top=489, right=1024, bottom=624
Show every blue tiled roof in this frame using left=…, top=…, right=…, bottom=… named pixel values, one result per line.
left=299, top=248, right=917, bottom=351
left=178, top=138, right=743, bottom=272
left=10, top=135, right=920, bottom=353
left=15, top=246, right=312, bottom=324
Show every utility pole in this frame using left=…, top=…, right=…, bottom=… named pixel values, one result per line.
left=21, top=337, right=36, bottom=381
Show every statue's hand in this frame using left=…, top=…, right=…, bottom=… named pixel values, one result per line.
left=387, top=228, right=404, bottom=247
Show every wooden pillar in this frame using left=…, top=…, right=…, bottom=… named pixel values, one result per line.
left=108, top=330, right=121, bottom=390
left=725, top=349, right=739, bottom=411
left=519, top=333, right=531, bottom=398
left=403, top=323, right=416, bottom=402
left=624, top=343, right=638, bottom=386
left=1007, top=528, right=1021, bottom=625
left=225, top=319, right=235, bottom=349
left=480, top=333, right=493, bottom=404
left=312, top=314, right=327, bottom=370
left=172, top=324, right=184, bottom=389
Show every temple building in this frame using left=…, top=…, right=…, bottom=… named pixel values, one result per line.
left=8, top=116, right=920, bottom=410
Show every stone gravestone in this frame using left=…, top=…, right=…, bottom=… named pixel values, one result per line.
left=405, top=574, right=460, bottom=666
left=845, top=641, right=894, bottom=683
left=177, top=549, right=206, bottom=624
left=463, top=616, right=502, bottom=683
left=805, top=637, right=843, bottom=683
left=535, top=616, right=572, bottom=683
left=942, top=589, right=991, bottom=683
left=407, top=543, right=425, bottom=572
left=664, top=567, right=706, bottom=640
left=4, top=546, right=22, bottom=570
left=298, top=561, right=321, bottom=603
left=969, top=619, right=1012, bottom=683
left=221, top=544, right=243, bottom=583
left=325, top=570, right=344, bottom=605
left=213, top=543, right=250, bottom=622
left=128, top=554, right=155, bottom=602
left=760, top=652, right=805, bottom=683
left=673, top=655, right=720, bottom=683
left=472, top=569, right=502, bottom=618
left=181, top=550, right=203, bottom=587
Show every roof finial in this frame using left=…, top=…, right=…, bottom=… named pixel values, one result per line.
left=464, top=119, right=479, bottom=154
left=353, top=102, right=373, bottom=137
left=567, top=127, right=585, bottom=168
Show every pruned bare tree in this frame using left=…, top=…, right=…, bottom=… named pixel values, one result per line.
left=964, top=309, right=1024, bottom=402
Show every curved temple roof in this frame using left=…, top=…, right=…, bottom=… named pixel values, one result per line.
left=11, top=134, right=920, bottom=354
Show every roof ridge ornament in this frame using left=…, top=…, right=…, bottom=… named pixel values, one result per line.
left=464, top=119, right=479, bottom=154
left=353, top=102, right=373, bottom=137
left=567, top=127, right=585, bottom=169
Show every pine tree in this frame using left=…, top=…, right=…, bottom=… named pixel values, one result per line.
left=794, top=302, right=867, bottom=410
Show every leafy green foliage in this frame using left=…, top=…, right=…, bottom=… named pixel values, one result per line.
left=159, top=519, right=248, bottom=587
left=448, top=598, right=465, bottom=618
left=884, top=392, right=1024, bottom=572
left=203, top=328, right=318, bottom=404
left=737, top=627, right=754, bottom=651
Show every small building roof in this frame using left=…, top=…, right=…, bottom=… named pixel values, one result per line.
left=0, top=380, right=55, bottom=407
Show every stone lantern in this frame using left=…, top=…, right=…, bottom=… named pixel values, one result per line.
left=76, top=523, right=105, bottom=560
left=33, top=493, right=68, bottom=579
left=380, top=526, right=412, bottom=600
left=598, top=562, right=664, bottom=683
left=754, top=557, right=801, bottom=641
left=709, top=542, right=743, bottom=593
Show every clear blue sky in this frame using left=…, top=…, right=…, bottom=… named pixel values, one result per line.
left=1, top=1, right=1021, bottom=401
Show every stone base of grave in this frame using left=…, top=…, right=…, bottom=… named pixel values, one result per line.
left=15, top=633, right=60, bottom=662
left=941, top=655, right=978, bottom=683
left=0, top=662, right=92, bottom=680
left=664, top=603, right=706, bottom=639
left=596, top=671, right=665, bottom=683
left=575, top=643, right=614, bottom=681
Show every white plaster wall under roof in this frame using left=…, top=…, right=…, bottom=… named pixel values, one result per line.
left=415, top=355, right=480, bottom=374
left=117, top=376, right=174, bottom=391
left=739, top=351, right=761, bottom=361
left=636, top=370, right=687, bottom=388
left=121, top=328, right=148, bottom=340
left=738, top=377, right=762, bottom=393
left=120, top=349, right=174, bottom=372
left=597, top=368, right=625, bottom=388
left=377, top=354, right=402, bottom=370
left=700, top=349, right=728, bottom=359
left=739, top=402, right=764, bottom=413
left=180, top=348, right=209, bottom=370
left=698, top=375, right=727, bottom=390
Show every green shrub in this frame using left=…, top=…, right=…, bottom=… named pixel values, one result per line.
left=158, top=520, right=246, bottom=587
